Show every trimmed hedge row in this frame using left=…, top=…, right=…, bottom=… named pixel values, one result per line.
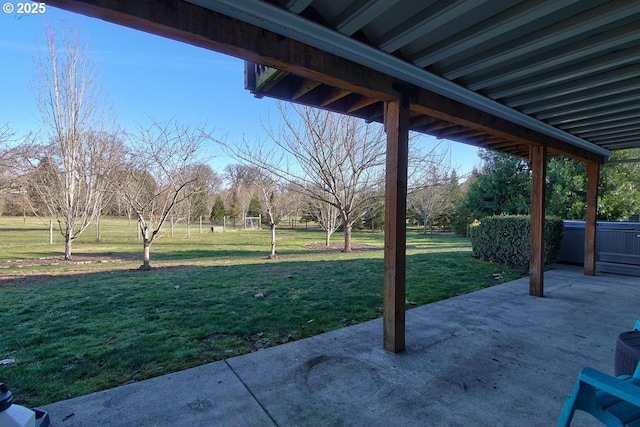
left=469, top=215, right=564, bottom=269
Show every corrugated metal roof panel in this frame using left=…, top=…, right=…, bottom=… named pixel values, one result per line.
left=195, top=0, right=640, bottom=157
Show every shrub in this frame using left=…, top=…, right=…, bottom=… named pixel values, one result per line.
left=469, top=215, right=564, bottom=269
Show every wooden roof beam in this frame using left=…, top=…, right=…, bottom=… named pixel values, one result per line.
left=409, top=115, right=438, bottom=128
left=43, top=0, right=401, bottom=100
left=347, top=96, right=379, bottom=113
left=411, top=91, right=604, bottom=164
left=320, top=87, right=352, bottom=106
left=292, top=79, right=323, bottom=100
left=420, top=121, right=457, bottom=133
left=483, top=140, right=526, bottom=150
left=437, top=127, right=483, bottom=139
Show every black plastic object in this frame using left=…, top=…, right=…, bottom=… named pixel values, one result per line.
left=0, top=383, right=14, bottom=412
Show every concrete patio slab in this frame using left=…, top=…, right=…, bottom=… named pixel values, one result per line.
left=43, top=266, right=639, bottom=426
left=42, top=359, right=275, bottom=427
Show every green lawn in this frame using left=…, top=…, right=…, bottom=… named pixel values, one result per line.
left=0, top=216, right=522, bottom=407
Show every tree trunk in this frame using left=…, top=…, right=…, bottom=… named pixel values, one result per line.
left=343, top=222, right=352, bottom=252
left=141, top=227, right=152, bottom=270
left=268, top=223, right=277, bottom=259
left=96, top=216, right=102, bottom=242
left=325, top=228, right=331, bottom=246
left=141, top=241, right=151, bottom=270
left=64, top=234, right=72, bottom=260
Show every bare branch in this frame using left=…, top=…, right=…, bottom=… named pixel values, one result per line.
left=110, top=118, right=212, bottom=269
left=223, top=102, right=387, bottom=252
left=22, top=25, right=120, bottom=260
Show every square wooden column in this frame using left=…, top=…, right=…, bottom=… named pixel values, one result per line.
left=584, top=161, right=600, bottom=276
left=383, top=94, right=409, bottom=353
left=529, top=145, right=547, bottom=297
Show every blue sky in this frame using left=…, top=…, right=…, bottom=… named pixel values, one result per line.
left=1, top=4, right=481, bottom=176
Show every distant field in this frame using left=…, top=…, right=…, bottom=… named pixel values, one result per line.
left=0, top=216, right=523, bottom=407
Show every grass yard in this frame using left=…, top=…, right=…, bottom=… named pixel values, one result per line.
left=0, top=216, right=523, bottom=407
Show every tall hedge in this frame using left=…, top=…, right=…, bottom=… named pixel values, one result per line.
left=469, top=215, right=564, bottom=269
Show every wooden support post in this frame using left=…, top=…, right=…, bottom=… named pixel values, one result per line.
left=529, top=145, right=547, bottom=297
left=584, top=161, right=600, bottom=276
left=383, top=93, right=409, bottom=353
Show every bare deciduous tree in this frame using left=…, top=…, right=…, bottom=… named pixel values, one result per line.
left=173, top=163, right=221, bottom=237
left=0, top=124, right=30, bottom=216
left=0, top=123, right=18, bottom=196
left=251, top=173, right=299, bottom=258
left=226, top=103, right=387, bottom=252
left=112, top=119, right=210, bottom=270
left=406, top=145, right=459, bottom=234
left=303, top=191, right=341, bottom=246
left=25, top=131, right=123, bottom=255
left=408, top=163, right=458, bottom=234
left=25, top=26, right=121, bottom=259
left=223, top=164, right=261, bottom=226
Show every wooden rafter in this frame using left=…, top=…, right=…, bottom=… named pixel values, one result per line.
left=438, top=127, right=484, bottom=139
left=434, top=125, right=471, bottom=137
left=483, top=140, right=524, bottom=150
left=412, top=91, right=603, bottom=164
left=347, top=96, right=379, bottom=113
left=409, top=115, right=438, bottom=128
left=419, top=121, right=456, bottom=133
left=292, top=79, right=322, bottom=100
left=319, top=87, right=352, bottom=106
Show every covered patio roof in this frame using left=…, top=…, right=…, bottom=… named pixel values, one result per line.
left=41, top=0, right=640, bottom=352
left=235, top=0, right=640, bottom=160
left=43, top=0, right=640, bottom=161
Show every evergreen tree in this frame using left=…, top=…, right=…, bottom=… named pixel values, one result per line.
left=210, top=195, right=226, bottom=224
left=247, top=194, right=263, bottom=217
left=546, top=157, right=587, bottom=220
left=227, top=192, right=241, bottom=226
left=598, top=149, right=640, bottom=220
left=454, top=148, right=640, bottom=227
left=190, top=189, right=208, bottom=221
left=462, top=150, right=531, bottom=219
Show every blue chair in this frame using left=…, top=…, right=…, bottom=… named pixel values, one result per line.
left=558, top=362, right=640, bottom=426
